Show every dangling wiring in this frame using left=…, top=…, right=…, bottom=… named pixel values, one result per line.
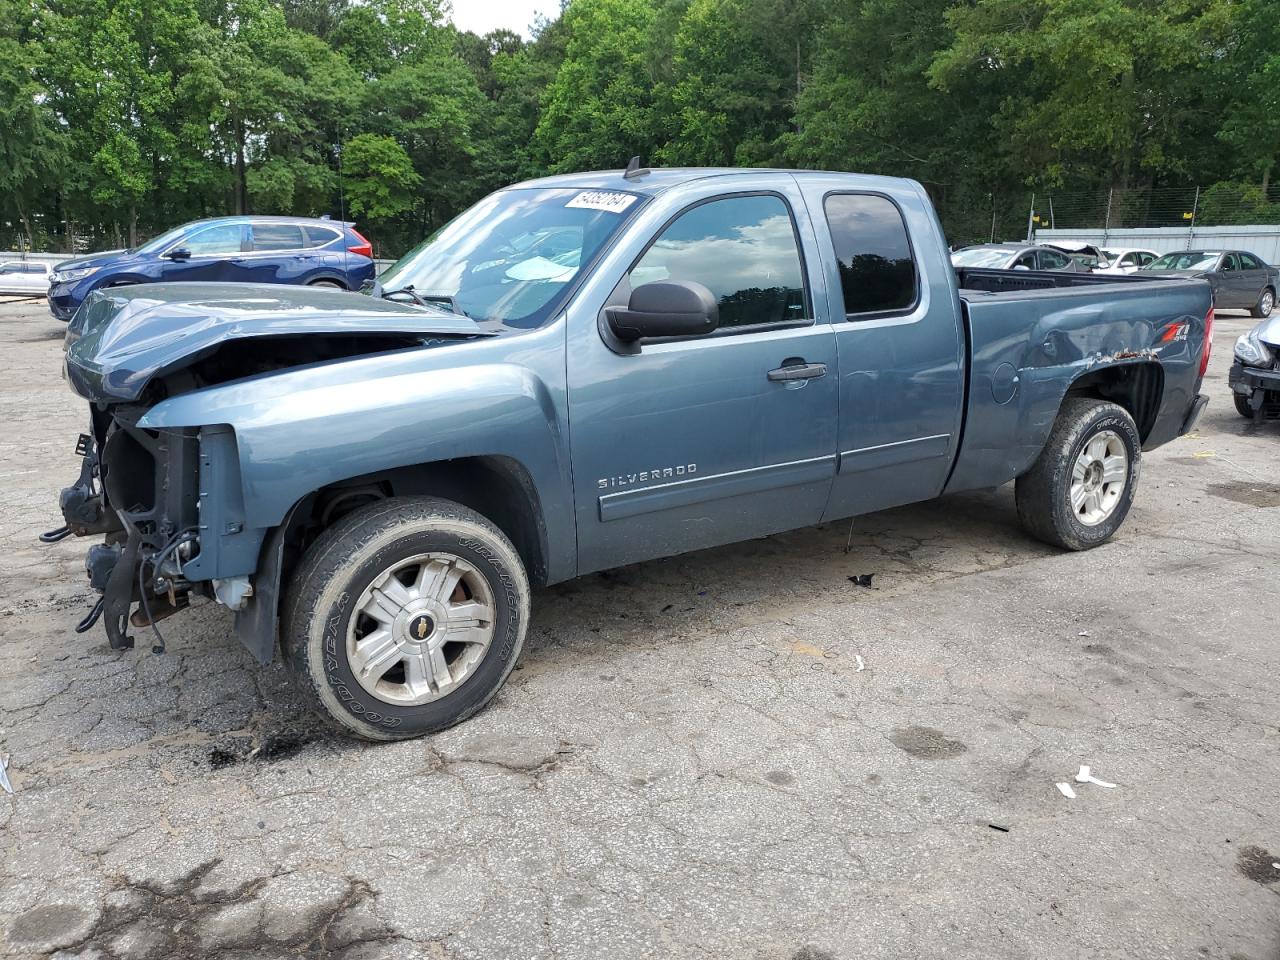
left=136, top=528, right=199, bottom=654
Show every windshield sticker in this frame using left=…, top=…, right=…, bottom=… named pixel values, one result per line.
left=565, top=191, right=638, bottom=214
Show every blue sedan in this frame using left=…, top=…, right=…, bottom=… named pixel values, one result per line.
left=48, top=216, right=377, bottom=320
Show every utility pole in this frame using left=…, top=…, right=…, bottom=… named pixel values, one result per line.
left=1186, top=186, right=1200, bottom=250
left=1102, top=188, right=1113, bottom=245
left=1025, top=193, right=1036, bottom=242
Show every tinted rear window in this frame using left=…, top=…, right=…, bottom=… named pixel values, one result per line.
left=304, top=225, right=342, bottom=248
left=824, top=194, right=917, bottom=316
left=253, top=223, right=306, bottom=251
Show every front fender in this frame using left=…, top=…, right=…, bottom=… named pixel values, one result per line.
left=140, top=347, right=574, bottom=582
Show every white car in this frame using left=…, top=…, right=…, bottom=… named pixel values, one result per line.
left=1095, top=248, right=1159, bottom=274
left=0, top=260, right=53, bottom=296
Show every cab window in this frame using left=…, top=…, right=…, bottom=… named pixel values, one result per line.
left=823, top=193, right=917, bottom=317
left=1039, top=249, right=1070, bottom=269
left=630, top=194, right=808, bottom=330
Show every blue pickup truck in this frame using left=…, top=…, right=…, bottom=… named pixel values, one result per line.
left=51, top=168, right=1212, bottom=740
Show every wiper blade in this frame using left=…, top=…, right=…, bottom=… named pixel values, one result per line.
left=380, top=284, right=469, bottom=318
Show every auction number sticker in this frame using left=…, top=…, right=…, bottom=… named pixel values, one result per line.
left=565, top=191, right=639, bottom=213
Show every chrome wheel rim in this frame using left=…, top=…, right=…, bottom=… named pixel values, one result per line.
left=1070, top=430, right=1127, bottom=527
left=1261, top=290, right=1274, bottom=316
left=347, top=553, right=495, bottom=706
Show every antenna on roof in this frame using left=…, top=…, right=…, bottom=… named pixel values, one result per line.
left=623, top=155, right=649, bottom=180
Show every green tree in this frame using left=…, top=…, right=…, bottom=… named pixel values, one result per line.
left=342, top=132, right=421, bottom=223
left=534, top=0, right=662, bottom=172
left=0, top=0, right=67, bottom=247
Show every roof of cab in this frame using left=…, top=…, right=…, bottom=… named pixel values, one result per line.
left=507, top=166, right=911, bottom=197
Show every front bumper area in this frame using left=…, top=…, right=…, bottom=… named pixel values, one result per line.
left=52, top=412, right=204, bottom=650
left=48, top=283, right=81, bottom=320
left=1229, top=360, right=1280, bottom=417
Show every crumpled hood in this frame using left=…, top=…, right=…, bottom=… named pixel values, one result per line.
left=65, top=282, right=487, bottom=402
left=1252, top=314, right=1280, bottom=349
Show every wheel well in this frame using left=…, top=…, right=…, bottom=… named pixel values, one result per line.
left=1065, top=362, right=1163, bottom=443
left=307, top=277, right=347, bottom=289
left=279, top=456, right=549, bottom=588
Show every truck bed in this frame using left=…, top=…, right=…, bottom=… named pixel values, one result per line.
left=955, top=266, right=1171, bottom=295
left=943, top=267, right=1213, bottom=495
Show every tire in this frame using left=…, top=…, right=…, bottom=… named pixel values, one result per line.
left=1252, top=287, right=1275, bottom=318
left=308, top=279, right=345, bottom=290
left=282, top=497, right=530, bottom=741
left=1015, top=398, right=1141, bottom=551
left=1234, top=393, right=1256, bottom=418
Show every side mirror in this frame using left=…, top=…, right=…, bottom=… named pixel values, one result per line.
left=1012, top=264, right=1031, bottom=271
left=166, top=247, right=192, bottom=261
left=606, top=280, right=718, bottom=342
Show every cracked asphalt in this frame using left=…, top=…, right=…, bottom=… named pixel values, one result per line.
left=1, top=297, right=1278, bottom=959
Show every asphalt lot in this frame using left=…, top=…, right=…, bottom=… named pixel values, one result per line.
left=0, top=296, right=1277, bottom=960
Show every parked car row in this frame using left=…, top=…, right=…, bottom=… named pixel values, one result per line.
left=34, top=216, right=377, bottom=319
left=950, top=243, right=1277, bottom=316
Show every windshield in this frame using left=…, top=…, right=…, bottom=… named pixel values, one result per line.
left=1100, top=249, right=1122, bottom=261
left=378, top=187, right=644, bottom=329
left=1145, top=252, right=1220, bottom=271
left=951, top=247, right=1015, bottom=268
left=134, top=224, right=195, bottom=255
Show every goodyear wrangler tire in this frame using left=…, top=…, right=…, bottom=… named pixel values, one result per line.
left=282, top=497, right=529, bottom=741
left=1015, top=398, right=1141, bottom=552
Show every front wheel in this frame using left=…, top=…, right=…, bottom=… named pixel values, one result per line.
left=1015, top=398, right=1141, bottom=551
left=282, top=497, right=530, bottom=741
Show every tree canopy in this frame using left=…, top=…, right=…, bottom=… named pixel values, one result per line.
left=2, top=0, right=1273, bottom=255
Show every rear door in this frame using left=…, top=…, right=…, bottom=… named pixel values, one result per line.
left=566, top=179, right=839, bottom=573
left=1239, top=252, right=1269, bottom=308
left=1037, top=248, right=1073, bottom=272
left=1218, top=253, right=1252, bottom=308
left=244, top=222, right=311, bottom=283
left=795, top=180, right=965, bottom=520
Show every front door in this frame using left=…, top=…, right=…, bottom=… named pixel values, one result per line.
left=161, top=223, right=251, bottom=282
left=794, top=181, right=965, bottom=520
left=567, top=185, right=839, bottom=574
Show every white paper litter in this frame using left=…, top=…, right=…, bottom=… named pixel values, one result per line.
left=0, top=755, right=11, bottom=795
left=1074, top=765, right=1117, bottom=788
left=855, top=655, right=865, bottom=672
left=1056, top=782, right=1076, bottom=799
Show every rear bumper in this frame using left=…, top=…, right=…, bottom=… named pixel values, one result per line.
left=1179, top=394, right=1209, bottom=435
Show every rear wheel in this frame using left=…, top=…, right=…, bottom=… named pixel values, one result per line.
left=1234, top=393, right=1256, bottom=418
left=1015, top=398, right=1140, bottom=551
left=1252, top=287, right=1275, bottom=318
left=282, top=497, right=530, bottom=741
left=309, top=279, right=345, bottom=290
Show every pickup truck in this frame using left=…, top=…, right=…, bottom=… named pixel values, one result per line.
left=50, top=168, right=1213, bottom=741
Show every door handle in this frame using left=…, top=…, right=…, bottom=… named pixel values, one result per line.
left=767, top=361, right=827, bottom=382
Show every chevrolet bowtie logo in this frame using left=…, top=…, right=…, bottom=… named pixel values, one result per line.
left=410, top=615, right=433, bottom=640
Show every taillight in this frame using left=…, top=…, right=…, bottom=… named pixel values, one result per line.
left=347, top=229, right=373, bottom=259
left=1198, top=307, right=1214, bottom=378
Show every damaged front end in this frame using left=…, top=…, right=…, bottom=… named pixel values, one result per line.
left=48, top=281, right=490, bottom=653
left=49, top=410, right=206, bottom=650
left=1231, top=316, right=1280, bottom=418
